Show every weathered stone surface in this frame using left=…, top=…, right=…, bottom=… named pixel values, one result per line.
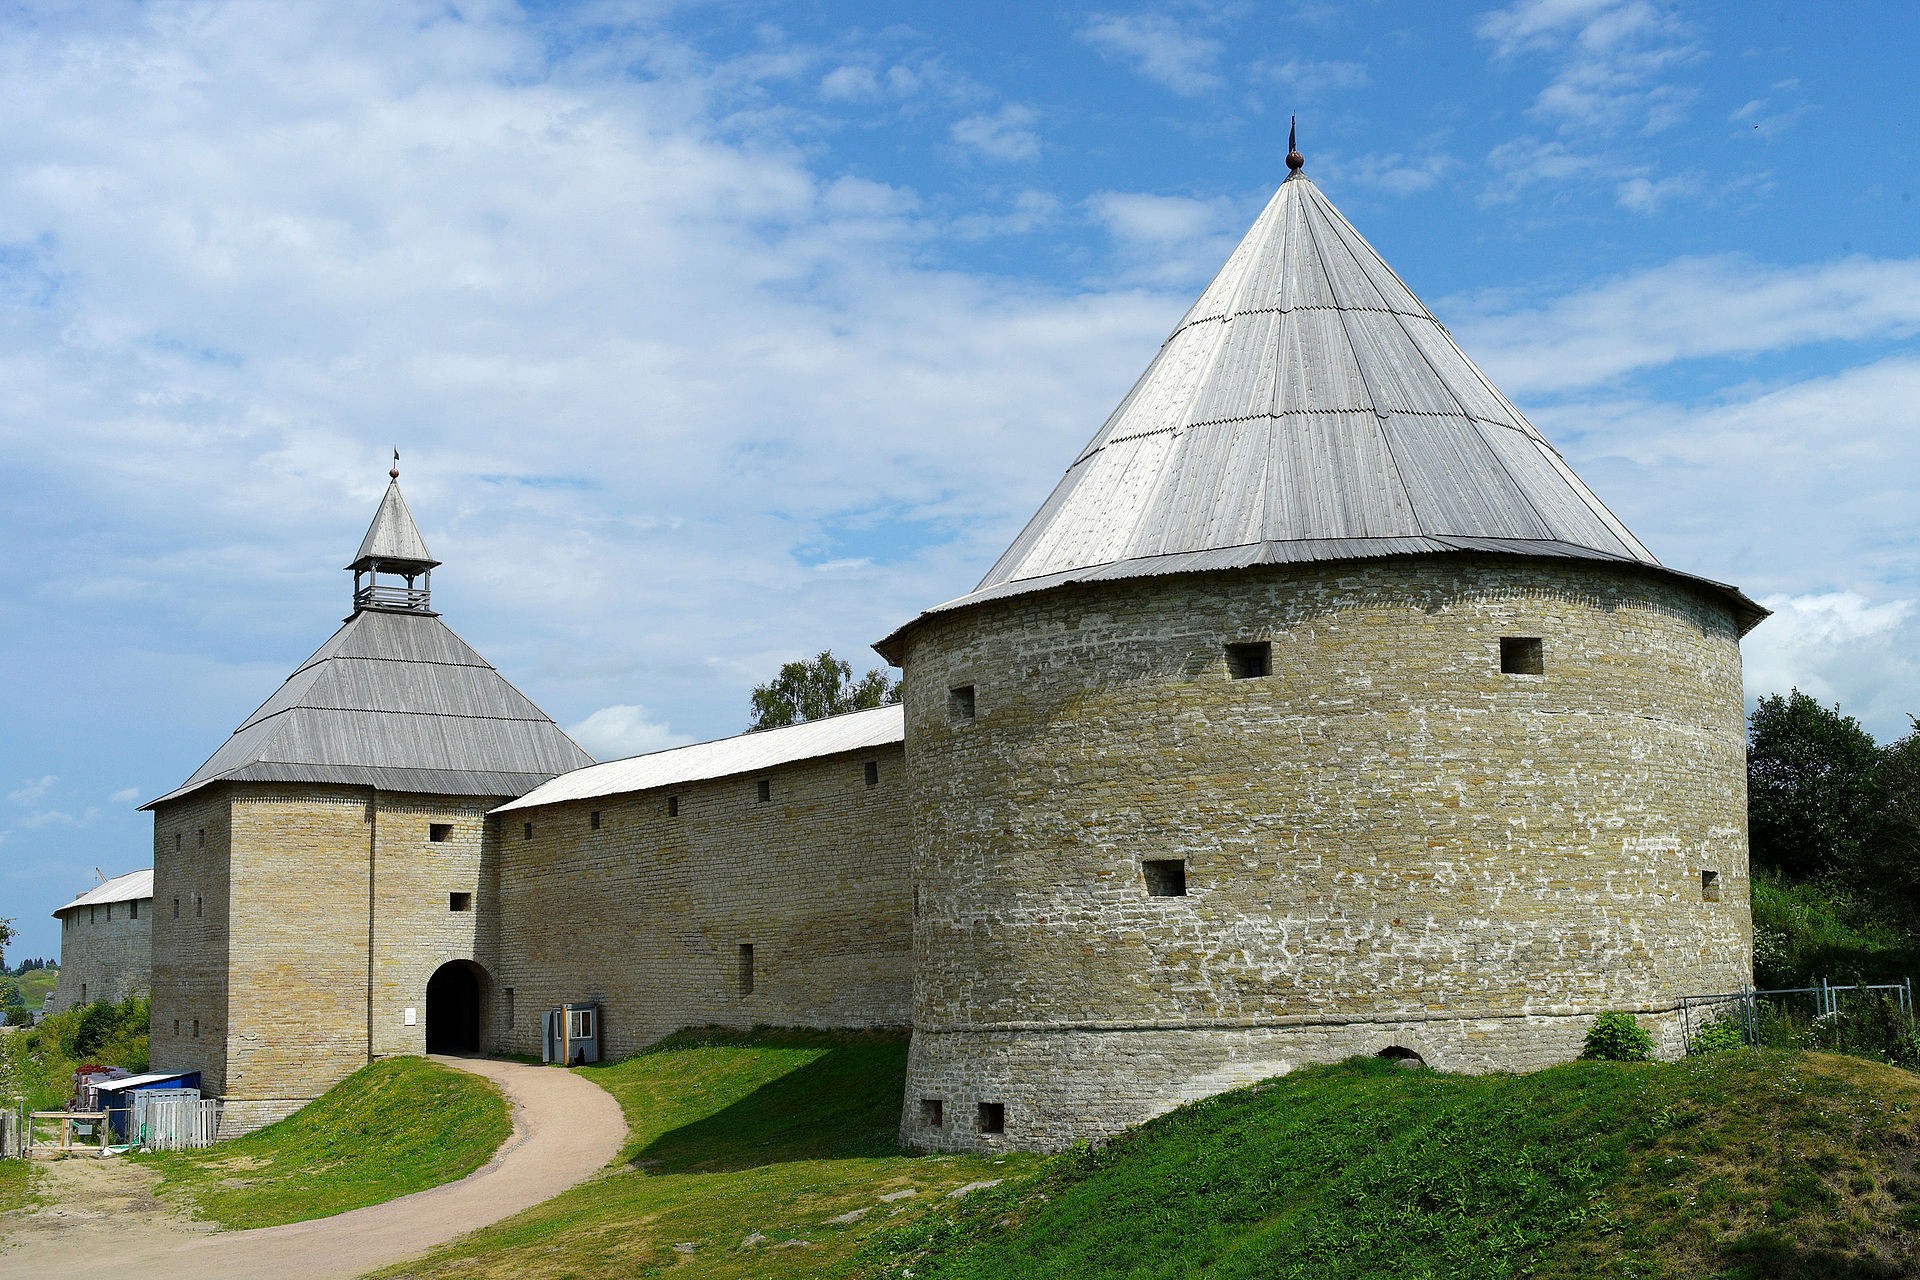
left=51, top=896, right=152, bottom=1014
left=489, top=744, right=913, bottom=1060
left=896, top=556, right=1752, bottom=1151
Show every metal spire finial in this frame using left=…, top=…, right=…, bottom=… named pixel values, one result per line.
left=1286, top=115, right=1304, bottom=172
left=390, top=448, right=400, bottom=481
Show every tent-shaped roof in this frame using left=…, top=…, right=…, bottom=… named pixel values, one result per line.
left=144, top=606, right=592, bottom=808
left=879, top=165, right=1760, bottom=658
left=53, top=869, right=153, bottom=917
left=351, top=479, right=436, bottom=568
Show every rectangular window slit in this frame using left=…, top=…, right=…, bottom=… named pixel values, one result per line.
left=1500, top=636, right=1544, bottom=675
left=1701, top=869, right=1722, bottom=902
left=505, top=987, right=515, bottom=1029
left=977, top=1102, right=1005, bottom=1135
left=429, top=822, right=453, bottom=843
left=130, top=900, right=138, bottom=920
left=523, top=821, right=534, bottom=840
left=1143, top=858, right=1188, bottom=897
left=864, top=760, right=880, bottom=787
left=172, top=898, right=180, bottom=919
left=738, top=943, right=755, bottom=996
left=920, top=1098, right=945, bottom=1127
left=589, top=810, right=601, bottom=830
left=449, top=892, right=473, bottom=912
left=1225, top=641, right=1272, bottom=679
left=756, top=780, right=771, bottom=803
left=667, top=794, right=680, bottom=817
left=195, top=896, right=203, bottom=918
left=949, top=684, right=976, bottom=722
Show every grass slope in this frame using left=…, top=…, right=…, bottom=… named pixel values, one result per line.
left=138, top=1056, right=511, bottom=1228
left=377, top=1028, right=1036, bottom=1280
left=0, top=1157, right=35, bottom=1215
left=859, top=1051, right=1920, bottom=1280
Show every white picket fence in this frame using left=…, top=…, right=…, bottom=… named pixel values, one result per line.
left=132, top=1093, right=221, bottom=1151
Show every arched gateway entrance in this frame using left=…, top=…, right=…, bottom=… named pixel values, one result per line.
left=426, top=960, right=486, bottom=1053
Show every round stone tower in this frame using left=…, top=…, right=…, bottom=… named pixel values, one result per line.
left=878, top=155, right=1764, bottom=1153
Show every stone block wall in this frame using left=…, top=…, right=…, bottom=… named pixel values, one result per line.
left=151, top=788, right=234, bottom=1092
left=491, top=743, right=913, bottom=1061
left=50, top=896, right=152, bottom=1014
left=897, top=556, right=1753, bottom=1151
left=150, top=783, right=509, bottom=1137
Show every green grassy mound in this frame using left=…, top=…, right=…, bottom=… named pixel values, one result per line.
left=859, top=1051, right=1920, bottom=1280
left=138, top=1055, right=511, bottom=1228
left=377, top=1028, right=1035, bottom=1280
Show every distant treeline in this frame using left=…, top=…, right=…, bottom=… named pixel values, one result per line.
left=6, top=958, right=56, bottom=976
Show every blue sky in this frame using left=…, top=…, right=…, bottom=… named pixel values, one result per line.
left=3, top=0, right=1918, bottom=960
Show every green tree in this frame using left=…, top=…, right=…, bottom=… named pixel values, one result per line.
left=0, top=917, right=12, bottom=970
left=1874, top=718, right=1920, bottom=905
left=749, top=650, right=899, bottom=731
left=1747, top=690, right=1882, bottom=881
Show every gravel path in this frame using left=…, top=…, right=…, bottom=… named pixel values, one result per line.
left=0, top=1054, right=624, bottom=1280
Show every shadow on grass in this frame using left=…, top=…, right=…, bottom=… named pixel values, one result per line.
left=631, top=1030, right=911, bottom=1175
left=1721, top=1230, right=1913, bottom=1280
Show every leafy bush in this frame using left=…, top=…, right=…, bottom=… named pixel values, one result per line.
left=0, top=994, right=148, bottom=1111
left=1582, top=1011, right=1655, bottom=1062
left=1687, top=1012, right=1748, bottom=1056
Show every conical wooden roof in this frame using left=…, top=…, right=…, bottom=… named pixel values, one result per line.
left=880, top=166, right=1760, bottom=657
left=351, top=479, right=436, bottom=568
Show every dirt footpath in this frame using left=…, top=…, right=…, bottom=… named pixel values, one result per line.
left=0, top=1054, right=624, bottom=1280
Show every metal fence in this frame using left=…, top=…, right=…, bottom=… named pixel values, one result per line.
left=0, top=1104, right=23, bottom=1159
left=132, top=1093, right=220, bottom=1151
left=1680, top=978, right=1915, bottom=1047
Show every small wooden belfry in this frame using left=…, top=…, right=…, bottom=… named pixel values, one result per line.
left=349, top=452, right=439, bottom=616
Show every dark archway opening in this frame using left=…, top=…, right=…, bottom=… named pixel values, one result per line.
left=426, top=961, right=484, bottom=1054
left=1377, top=1045, right=1427, bottom=1069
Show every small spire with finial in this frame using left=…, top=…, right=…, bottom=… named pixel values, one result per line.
left=389, top=448, right=400, bottom=481
left=1286, top=115, right=1305, bottom=174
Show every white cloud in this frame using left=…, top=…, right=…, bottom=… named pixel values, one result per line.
left=819, top=65, right=881, bottom=100
left=1454, top=255, right=1920, bottom=392
left=1743, top=593, right=1920, bottom=741
left=1615, top=172, right=1696, bottom=212
left=1256, top=58, right=1368, bottom=97
left=110, top=787, right=140, bottom=805
left=1078, top=14, right=1224, bottom=96
left=8, top=776, right=57, bottom=806
left=567, top=705, right=694, bottom=762
left=1337, top=151, right=1454, bottom=196
left=1478, top=0, right=1694, bottom=130
left=1086, top=190, right=1242, bottom=287
left=0, top=1, right=1181, bottom=758
left=951, top=105, right=1041, bottom=162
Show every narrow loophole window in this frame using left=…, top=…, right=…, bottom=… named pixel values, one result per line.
left=1143, top=859, right=1188, bottom=897
left=977, top=1102, right=1005, bottom=1135
left=523, top=822, right=534, bottom=840
left=920, top=1099, right=945, bottom=1127
left=756, top=779, right=771, bottom=803
left=1701, top=869, right=1722, bottom=902
left=130, top=900, right=139, bottom=920
left=172, top=897, right=180, bottom=919
left=195, top=895, right=203, bottom=918
left=1500, top=637, right=1544, bottom=675
left=504, top=987, right=516, bottom=1029
left=864, top=760, right=880, bottom=787
left=589, top=810, right=601, bottom=830
left=449, top=892, right=473, bottom=912
left=950, top=685, right=976, bottom=722
left=429, top=822, right=453, bottom=843
left=1225, top=642, right=1272, bottom=679
left=738, top=943, right=755, bottom=996
left=667, top=795, right=680, bottom=817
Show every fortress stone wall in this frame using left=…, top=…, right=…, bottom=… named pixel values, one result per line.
left=894, top=557, right=1751, bottom=1150
left=490, top=742, right=913, bottom=1061
left=51, top=894, right=152, bottom=1015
